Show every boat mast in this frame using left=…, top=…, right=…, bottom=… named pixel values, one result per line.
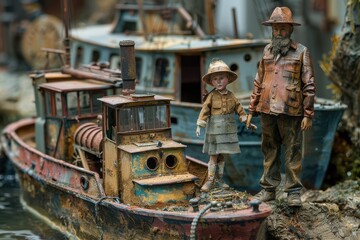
left=177, top=6, right=205, bottom=38
left=204, top=0, right=215, bottom=35
left=137, top=0, right=149, bottom=40
left=62, top=0, right=71, bottom=67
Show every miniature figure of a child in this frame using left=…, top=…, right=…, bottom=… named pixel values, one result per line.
left=196, top=59, right=254, bottom=192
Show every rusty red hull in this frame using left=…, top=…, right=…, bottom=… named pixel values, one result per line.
left=1, top=118, right=271, bottom=240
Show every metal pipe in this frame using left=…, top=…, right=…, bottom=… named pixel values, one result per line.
left=120, top=40, right=136, bottom=95
left=62, top=0, right=71, bottom=67
left=204, top=0, right=215, bottom=35
left=232, top=7, right=239, bottom=38
left=61, top=67, right=122, bottom=86
left=137, top=0, right=149, bottom=40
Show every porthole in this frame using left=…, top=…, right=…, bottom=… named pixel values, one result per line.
left=146, top=157, right=159, bottom=171
left=230, top=63, right=238, bottom=72
left=244, top=54, right=252, bottom=62
left=80, top=176, right=89, bottom=191
left=165, top=155, right=178, bottom=169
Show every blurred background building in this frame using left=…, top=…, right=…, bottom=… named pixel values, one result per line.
left=0, top=0, right=347, bottom=98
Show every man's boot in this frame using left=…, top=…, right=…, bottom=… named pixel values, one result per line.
left=287, top=192, right=302, bottom=207
left=254, top=189, right=276, bottom=202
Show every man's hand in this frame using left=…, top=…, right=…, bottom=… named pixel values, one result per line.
left=301, top=117, right=312, bottom=131
left=246, top=114, right=257, bottom=130
left=246, top=114, right=253, bottom=129
left=196, top=126, right=201, bottom=137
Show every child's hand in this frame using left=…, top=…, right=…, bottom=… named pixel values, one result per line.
left=196, top=126, right=201, bottom=137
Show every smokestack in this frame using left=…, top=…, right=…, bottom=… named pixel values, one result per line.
left=119, top=40, right=136, bottom=95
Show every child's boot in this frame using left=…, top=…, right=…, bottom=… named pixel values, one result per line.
left=201, top=176, right=214, bottom=192
left=217, top=157, right=230, bottom=190
left=201, top=159, right=216, bottom=192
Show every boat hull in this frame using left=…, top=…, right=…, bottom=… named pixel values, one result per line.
left=1, top=118, right=271, bottom=240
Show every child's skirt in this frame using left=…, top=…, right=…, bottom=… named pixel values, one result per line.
left=203, top=114, right=240, bottom=155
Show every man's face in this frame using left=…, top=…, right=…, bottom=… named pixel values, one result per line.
left=270, top=23, right=293, bottom=56
left=211, top=73, right=229, bottom=91
left=272, top=23, right=292, bottom=39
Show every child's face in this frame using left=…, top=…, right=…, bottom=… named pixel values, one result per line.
left=211, top=73, right=229, bottom=91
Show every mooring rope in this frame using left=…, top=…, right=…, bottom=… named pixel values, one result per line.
left=190, top=203, right=212, bottom=240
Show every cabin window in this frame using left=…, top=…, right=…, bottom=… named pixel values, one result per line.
left=91, top=91, right=103, bottom=113
left=66, top=91, right=104, bottom=116
left=79, top=91, right=91, bottom=115
left=44, top=91, right=64, bottom=117
left=118, top=105, right=168, bottom=132
left=110, top=54, right=120, bottom=69
left=106, top=107, right=116, bottom=141
left=122, top=21, right=137, bottom=32
left=75, top=46, right=83, bottom=68
left=135, top=57, right=142, bottom=82
left=143, top=105, right=167, bottom=129
left=118, top=108, right=129, bottom=132
left=55, top=93, right=63, bottom=117
left=153, top=58, right=169, bottom=87
left=45, top=92, right=51, bottom=116
left=44, top=91, right=52, bottom=116
left=67, top=92, right=79, bottom=116
left=91, top=50, right=100, bottom=63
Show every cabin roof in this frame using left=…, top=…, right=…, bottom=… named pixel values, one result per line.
left=70, top=25, right=270, bottom=52
left=133, top=173, right=198, bottom=186
left=98, top=94, right=172, bottom=106
left=118, top=140, right=185, bottom=154
left=39, top=80, right=114, bottom=92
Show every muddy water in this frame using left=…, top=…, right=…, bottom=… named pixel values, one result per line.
left=0, top=179, right=67, bottom=240
left=0, top=92, right=66, bottom=239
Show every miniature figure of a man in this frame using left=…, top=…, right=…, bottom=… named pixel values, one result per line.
left=246, top=7, right=315, bottom=206
left=196, top=59, right=250, bottom=192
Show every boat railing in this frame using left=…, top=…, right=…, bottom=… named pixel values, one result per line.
left=1, top=118, right=106, bottom=200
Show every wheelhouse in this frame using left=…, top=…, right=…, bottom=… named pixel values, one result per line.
left=38, top=80, right=120, bottom=160
left=99, top=93, right=197, bottom=206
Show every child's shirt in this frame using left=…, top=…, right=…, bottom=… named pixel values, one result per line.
left=197, top=89, right=247, bottom=127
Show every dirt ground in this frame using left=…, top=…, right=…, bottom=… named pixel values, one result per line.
left=257, top=180, right=359, bottom=240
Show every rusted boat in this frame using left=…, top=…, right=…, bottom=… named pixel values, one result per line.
left=70, top=1, right=347, bottom=192
left=1, top=40, right=271, bottom=239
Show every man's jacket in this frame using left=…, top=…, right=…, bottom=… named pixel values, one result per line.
left=248, top=41, right=315, bottom=118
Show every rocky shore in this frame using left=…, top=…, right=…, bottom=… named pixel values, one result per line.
left=259, top=180, right=359, bottom=240
left=0, top=70, right=35, bottom=118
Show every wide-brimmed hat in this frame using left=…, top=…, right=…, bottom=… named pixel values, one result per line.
left=202, top=59, right=237, bottom=85
left=262, top=7, right=301, bottom=26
